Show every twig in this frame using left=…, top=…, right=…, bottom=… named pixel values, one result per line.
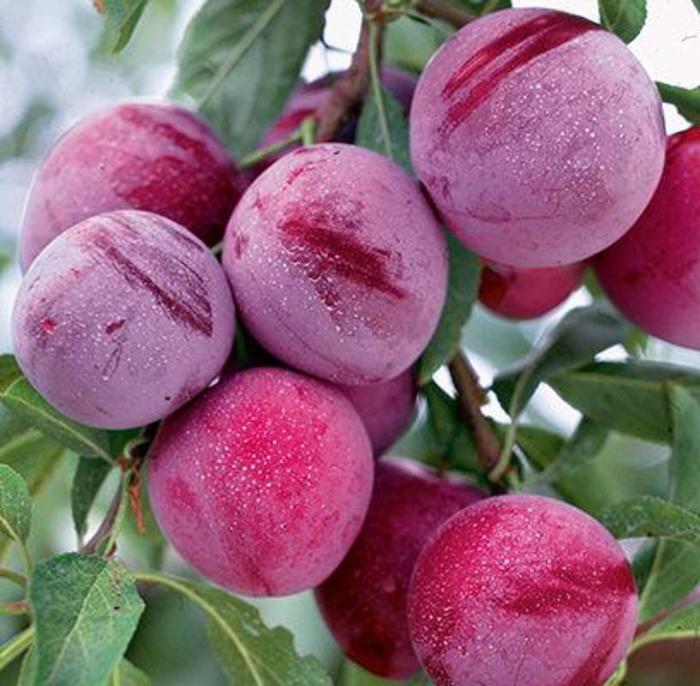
left=415, top=0, right=476, bottom=27
left=0, top=600, right=28, bottom=616
left=0, top=568, right=26, bottom=589
left=80, top=479, right=125, bottom=556
left=315, top=7, right=383, bottom=142
left=448, top=350, right=502, bottom=476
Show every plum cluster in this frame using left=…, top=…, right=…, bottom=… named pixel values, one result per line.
left=10, top=6, right=693, bottom=685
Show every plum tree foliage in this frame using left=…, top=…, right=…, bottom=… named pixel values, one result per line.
left=1, top=1, right=700, bottom=686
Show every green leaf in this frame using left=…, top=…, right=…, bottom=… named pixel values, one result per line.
left=71, top=458, right=113, bottom=540
left=135, top=571, right=332, bottom=685
left=112, top=658, right=151, bottom=686
left=549, top=361, right=700, bottom=443
left=356, top=85, right=411, bottom=171
left=694, top=0, right=700, bottom=12
left=493, top=303, right=631, bottom=418
left=599, top=495, right=700, bottom=546
left=636, top=386, right=700, bottom=621
left=0, top=465, right=31, bottom=545
left=173, top=0, right=330, bottom=156
left=456, top=0, right=511, bottom=13
left=422, top=381, right=479, bottom=475
left=528, top=418, right=609, bottom=485
left=385, top=16, right=448, bottom=73
left=339, top=660, right=419, bottom=685
left=0, top=252, right=9, bottom=275
left=30, top=554, right=144, bottom=686
left=657, top=82, right=700, bottom=125
left=0, top=408, right=65, bottom=561
left=417, top=235, right=481, bottom=385
left=101, top=0, right=150, bottom=52
left=0, top=354, right=116, bottom=462
left=515, top=424, right=565, bottom=471
left=17, top=646, right=37, bottom=686
left=599, top=0, right=647, bottom=43
left=636, top=601, right=700, bottom=648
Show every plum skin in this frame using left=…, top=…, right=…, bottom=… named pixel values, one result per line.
left=12, top=210, right=235, bottom=429
left=337, top=370, right=417, bottom=455
left=148, top=367, right=374, bottom=597
left=20, top=101, right=248, bottom=271
left=316, top=458, right=484, bottom=679
left=408, top=494, right=638, bottom=686
left=223, top=143, right=448, bottom=385
left=479, top=262, right=585, bottom=320
left=410, top=8, right=665, bottom=268
left=595, top=128, right=700, bottom=349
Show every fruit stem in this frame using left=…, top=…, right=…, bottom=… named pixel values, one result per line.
left=315, top=7, right=383, bottom=142
left=0, top=568, right=27, bottom=589
left=239, top=128, right=305, bottom=168
left=0, top=626, right=34, bottom=672
left=448, top=350, right=502, bottom=478
left=414, top=0, right=475, bottom=27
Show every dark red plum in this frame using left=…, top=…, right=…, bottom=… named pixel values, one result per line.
left=478, top=262, right=585, bottom=319
left=595, top=128, right=700, bottom=349
left=148, top=367, right=374, bottom=597
left=316, top=458, right=484, bottom=679
left=223, top=143, right=448, bottom=385
left=20, top=101, right=247, bottom=270
left=408, top=495, right=638, bottom=686
left=12, top=210, right=235, bottom=429
left=411, top=8, right=665, bottom=267
left=337, top=370, right=417, bottom=455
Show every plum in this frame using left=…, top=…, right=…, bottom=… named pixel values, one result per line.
left=316, top=458, right=484, bottom=679
left=12, top=210, right=235, bottom=429
left=595, top=128, right=700, bottom=349
left=20, top=101, right=247, bottom=270
left=337, top=370, right=417, bottom=456
left=410, top=8, right=665, bottom=267
left=408, top=494, right=638, bottom=686
left=254, top=66, right=417, bottom=173
left=479, top=261, right=585, bottom=319
left=148, top=367, right=374, bottom=597
left=223, top=143, right=448, bottom=385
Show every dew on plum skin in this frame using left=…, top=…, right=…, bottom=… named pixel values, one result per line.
left=595, top=127, right=700, bottom=350
left=223, top=143, right=448, bottom=385
left=411, top=7, right=666, bottom=268
left=148, top=367, right=374, bottom=597
left=316, top=458, right=484, bottom=679
left=408, top=495, right=638, bottom=686
left=336, top=370, right=417, bottom=456
left=12, top=210, right=235, bottom=429
left=19, top=101, right=247, bottom=271
left=478, top=261, right=585, bottom=320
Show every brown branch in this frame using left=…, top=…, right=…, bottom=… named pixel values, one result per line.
left=315, top=3, right=385, bottom=142
left=80, top=481, right=124, bottom=556
left=416, top=0, right=476, bottom=27
left=448, top=350, right=502, bottom=475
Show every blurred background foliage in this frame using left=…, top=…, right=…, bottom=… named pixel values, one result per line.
left=0, top=1, right=700, bottom=684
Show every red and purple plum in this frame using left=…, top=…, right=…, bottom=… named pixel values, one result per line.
left=148, top=367, right=374, bottom=597
left=223, top=143, right=448, bottom=385
left=20, top=101, right=247, bottom=270
left=316, top=458, right=484, bottom=679
left=12, top=210, right=235, bottom=429
left=410, top=8, right=665, bottom=267
left=408, top=494, right=638, bottom=686
left=479, top=262, right=585, bottom=320
left=337, top=370, right=417, bottom=455
left=595, top=128, right=700, bottom=349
